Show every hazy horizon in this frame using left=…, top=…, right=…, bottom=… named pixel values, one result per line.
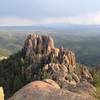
left=1, top=0, right=100, bottom=26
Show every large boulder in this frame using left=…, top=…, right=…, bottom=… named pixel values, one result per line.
left=9, top=79, right=95, bottom=100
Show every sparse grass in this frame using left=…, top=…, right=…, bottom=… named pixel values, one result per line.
left=96, top=86, right=100, bottom=100
left=92, top=73, right=100, bottom=100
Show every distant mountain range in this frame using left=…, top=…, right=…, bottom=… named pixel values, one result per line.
left=0, top=24, right=100, bottom=36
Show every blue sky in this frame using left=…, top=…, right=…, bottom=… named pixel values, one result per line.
left=0, top=0, right=100, bottom=26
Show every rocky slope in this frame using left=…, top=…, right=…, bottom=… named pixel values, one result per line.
left=6, top=33, right=96, bottom=100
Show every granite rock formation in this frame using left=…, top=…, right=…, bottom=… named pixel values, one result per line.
left=22, top=33, right=79, bottom=83
left=9, top=33, right=95, bottom=100
left=22, top=33, right=92, bottom=85
left=9, top=79, right=95, bottom=100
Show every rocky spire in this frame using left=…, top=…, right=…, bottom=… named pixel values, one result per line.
left=23, top=33, right=92, bottom=85
left=24, top=34, right=55, bottom=56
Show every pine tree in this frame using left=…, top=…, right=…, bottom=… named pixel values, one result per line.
left=13, top=76, right=23, bottom=93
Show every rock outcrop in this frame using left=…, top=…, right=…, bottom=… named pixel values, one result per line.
left=11, top=33, right=95, bottom=100
left=23, top=33, right=76, bottom=66
left=9, top=79, right=95, bottom=100
left=22, top=33, right=78, bottom=84
left=0, top=33, right=96, bottom=100
left=22, top=33, right=93, bottom=84
left=79, top=64, right=93, bottom=82
left=24, top=33, right=54, bottom=56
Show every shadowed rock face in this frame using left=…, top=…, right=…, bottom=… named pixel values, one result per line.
left=9, top=79, right=95, bottom=100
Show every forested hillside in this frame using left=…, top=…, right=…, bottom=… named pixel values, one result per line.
left=0, top=31, right=100, bottom=66
left=0, top=31, right=26, bottom=56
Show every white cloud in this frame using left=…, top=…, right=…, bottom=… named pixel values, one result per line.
left=0, top=17, right=33, bottom=26
left=1, top=12, right=100, bottom=26
left=40, top=11, right=100, bottom=25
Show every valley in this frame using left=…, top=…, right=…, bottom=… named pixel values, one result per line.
left=0, top=27, right=100, bottom=66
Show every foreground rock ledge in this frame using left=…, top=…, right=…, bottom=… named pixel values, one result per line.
left=9, top=79, right=95, bottom=100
